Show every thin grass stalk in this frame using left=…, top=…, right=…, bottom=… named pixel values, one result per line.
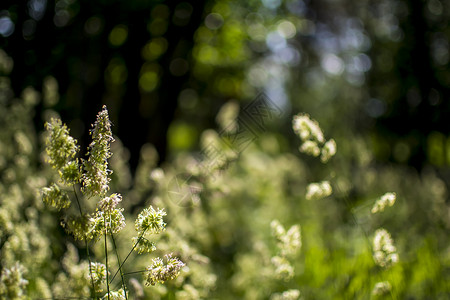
left=110, top=227, right=148, bottom=283
left=123, top=270, right=145, bottom=276
left=73, top=185, right=96, bottom=299
left=104, top=214, right=110, bottom=300
left=110, top=233, right=128, bottom=300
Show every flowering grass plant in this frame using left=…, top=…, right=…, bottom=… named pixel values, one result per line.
left=40, top=106, right=184, bottom=299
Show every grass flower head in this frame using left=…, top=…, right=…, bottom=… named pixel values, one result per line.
left=82, top=105, right=114, bottom=198
left=135, top=206, right=167, bottom=236
left=373, top=228, right=399, bottom=268
left=372, top=192, right=396, bottom=214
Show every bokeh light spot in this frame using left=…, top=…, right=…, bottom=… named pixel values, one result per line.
left=321, top=53, right=344, bottom=75
left=142, top=38, right=168, bottom=61
left=168, top=122, right=197, bottom=151
left=173, top=2, right=193, bottom=27
left=139, top=71, right=159, bottom=92
left=277, top=20, right=296, bottom=39
left=428, top=0, right=443, bottom=16
left=53, top=9, right=70, bottom=27
left=194, top=44, right=219, bottom=64
left=148, top=18, right=168, bottom=36
left=262, top=0, right=281, bottom=9
left=109, top=25, right=128, bottom=47
left=205, top=13, right=224, bottom=30
left=105, top=58, right=128, bottom=86
left=0, top=16, right=15, bottom=37
left=248, top=64, right=269, bottom=87
left=266, top=31, right=286, bottom=51
left=28, top=0, right=47, bottom=21
left=84, top=16, right=104, bottom=36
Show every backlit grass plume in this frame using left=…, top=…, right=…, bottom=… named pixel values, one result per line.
left=373, top=228, right=399, bottom=268
left=82, top=105, right=115, bottom=198
left=371, top=192, right=396, bottom=214
left=144, top=254, right=185, bottom=286
left=293, top=113, right=336, bottom=163
left=45, top=118, right=81, bottom=185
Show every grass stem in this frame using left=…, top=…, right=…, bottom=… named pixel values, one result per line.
left=110, top=233, right=128, bottom=299
left=73, top=185, right=96, bottom=300
left=110, top=227, right=148, bottom=283
left=104, top=215, right=110, bottom=300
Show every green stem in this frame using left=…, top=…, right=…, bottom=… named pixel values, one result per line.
left=110, top=227, right=148, bottom=283
left=73, top=185, right=96, bottom=300
left=104, top=215, right=110, bottom=300
left=110, top=232, right=128, bottom=300
left=123, top=270, right=146, bottom=276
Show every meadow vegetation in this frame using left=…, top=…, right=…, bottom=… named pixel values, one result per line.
left=0, top=49, right=449, bottom=299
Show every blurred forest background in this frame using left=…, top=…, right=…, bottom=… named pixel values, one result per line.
left=1, top=0, right=450, bottom=299
left=1, top=0, right=449, bottom=170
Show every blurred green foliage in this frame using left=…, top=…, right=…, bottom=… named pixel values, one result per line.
left=1, top=0, right=450, bottom=298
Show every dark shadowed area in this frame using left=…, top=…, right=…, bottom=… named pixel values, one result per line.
left=2, top=0, right=450, bottom=171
